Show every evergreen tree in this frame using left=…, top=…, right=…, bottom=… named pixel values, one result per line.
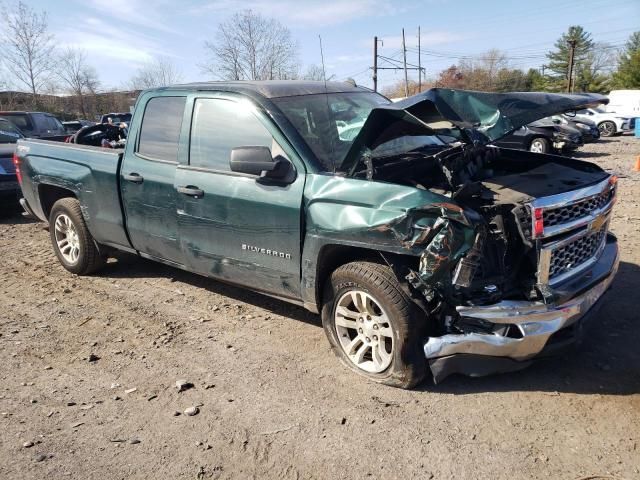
left=612, top=31, right=640, bottom=88
left=546, top=26, right=594, bottom=90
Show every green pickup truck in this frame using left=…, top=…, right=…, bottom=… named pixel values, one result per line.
left=15, top=82, right=619, bottom=388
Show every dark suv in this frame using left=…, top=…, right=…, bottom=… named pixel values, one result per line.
left=0, top=111, right=67, bottom=140
left=0, top=117, right=24, bottom=202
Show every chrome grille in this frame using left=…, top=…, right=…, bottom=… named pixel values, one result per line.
left=549, top=226, right=607, bottom=279
left=545, top=188, right=614, bottom=228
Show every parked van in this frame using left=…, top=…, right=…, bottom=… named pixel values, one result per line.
left=607, top=90, right=640, bottom=118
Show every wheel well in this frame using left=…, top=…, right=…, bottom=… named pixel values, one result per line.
left=39, top=184, right=76, bottom=220
left=314, top=245, right=419, bottom=308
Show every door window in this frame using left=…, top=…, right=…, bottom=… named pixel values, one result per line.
left=137, top=96, right=186, bottom=162
left=189, top=98, right=273, bottom=171
left=45, top=115, right=62, bottom=131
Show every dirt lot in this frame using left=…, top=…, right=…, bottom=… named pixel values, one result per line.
left=1, top=136, right=639, bottom=480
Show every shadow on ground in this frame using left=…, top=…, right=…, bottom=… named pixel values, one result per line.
left=571, top=150, right=611, bottom=158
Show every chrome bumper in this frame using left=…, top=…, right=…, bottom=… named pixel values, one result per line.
left=425, top=241, right=619, bottom=365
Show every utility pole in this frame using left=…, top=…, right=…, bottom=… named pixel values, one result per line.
left=373, top=36, right=378, bottom=92
left=567, top=39, right=577, bottom=93
left=373, top=34, right=422, bottom=94
left=417, top=26, right=422, bottom=92
left=402, top=28, right=409, bottom=97
left=540, top=64, right=546, bottom=76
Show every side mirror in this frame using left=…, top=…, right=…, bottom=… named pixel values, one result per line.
left=230, top=146, right=294, bottom=183
left=564, top=110, right=576, bottom=117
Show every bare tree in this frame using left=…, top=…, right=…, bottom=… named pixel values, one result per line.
left=301, top=64, right=336, bottom=81
left=0, top=1, right=55, bottom=106
left=129, top=56, right=182, bottom=89
left=586, top=42, right=618, bottom=76
left=57, top=48, right=100, bottom=118
left=202, top=10, right=299, bottom=81
left=459, top=49, right=509, bottom=91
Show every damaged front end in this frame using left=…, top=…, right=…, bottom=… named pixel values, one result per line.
left=329, top=88, right=619, bottom=383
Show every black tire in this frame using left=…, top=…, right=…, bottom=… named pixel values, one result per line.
left=529, top=137, right=550, bottom=154
left=49, top=197, right=105, bottom=275
left=598, top=121, right=616, bottom=137
left=321, top=261, right=427, bottom=389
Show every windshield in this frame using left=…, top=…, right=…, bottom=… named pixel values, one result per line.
left=370, top=135, right=446, bottom=159
left=272, top=92, right=390, bottom=171
left=0, top=119, right=23, bottom=143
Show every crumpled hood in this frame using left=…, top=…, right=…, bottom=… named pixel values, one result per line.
left=342, top=88, right=608, bottom=172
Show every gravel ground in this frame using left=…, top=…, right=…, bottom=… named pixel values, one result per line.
left=0, top=135, right=639, bottom=480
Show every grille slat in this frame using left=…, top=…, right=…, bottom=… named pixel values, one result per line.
left=545, top=188, right=613, bottom=228
left=548, top=226, right=607, bottom=279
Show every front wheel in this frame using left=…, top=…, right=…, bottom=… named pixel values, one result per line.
left=598, top=121, right=616, bottom=137
left=49, top=198, right=105, bottom=275
left=321, top=261, right=427, bottom=389
left=529, top=137, right=549, bottom=153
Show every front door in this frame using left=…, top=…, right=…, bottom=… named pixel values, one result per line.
left=175, top=95, right=306, bottom=299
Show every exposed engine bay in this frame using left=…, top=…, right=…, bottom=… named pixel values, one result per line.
left=354, top=144, right=609, bottom=310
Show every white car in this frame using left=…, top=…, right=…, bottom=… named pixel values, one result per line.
left=573, top=107, right=634, bottom=137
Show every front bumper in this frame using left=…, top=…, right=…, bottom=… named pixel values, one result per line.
left=425, top=235, right=619, bottom=382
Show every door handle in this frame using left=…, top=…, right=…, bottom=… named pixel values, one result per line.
left=177, top=185, right=204, bottom=197
left=123, top=172, right=144, bottom=184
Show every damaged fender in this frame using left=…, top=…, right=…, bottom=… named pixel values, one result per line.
left=300, top=174, right=481, bottom=310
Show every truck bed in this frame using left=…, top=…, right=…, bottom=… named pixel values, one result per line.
left=17, top=139, right=131, bottom=249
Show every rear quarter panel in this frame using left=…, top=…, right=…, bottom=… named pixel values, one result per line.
left=17, top=139, right=131, bottom=248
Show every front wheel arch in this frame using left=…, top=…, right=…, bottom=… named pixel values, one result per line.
left=321, top=260, right=428, bottom=388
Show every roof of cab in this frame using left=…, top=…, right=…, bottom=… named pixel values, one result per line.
left=162, top=80, right=370, bottom=99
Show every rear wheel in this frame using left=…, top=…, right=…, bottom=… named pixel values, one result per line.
left=321, top=261, right=427, bottom=389
left=598, top=121, right=616, bottom=137
left=529, top=137, right=549, bottom=153
left=49, top=198, right=105, bottom=275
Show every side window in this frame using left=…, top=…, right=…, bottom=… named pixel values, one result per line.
left=190, top=98, right=273, bottom=171
left=138, top=96, right=186, bottom=162
left=32, top=113, right=48, bottom=131
left=46, top=116, right=62, bottom=131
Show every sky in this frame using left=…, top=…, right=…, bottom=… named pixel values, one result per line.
left=5, top=0, right=640, bottom=92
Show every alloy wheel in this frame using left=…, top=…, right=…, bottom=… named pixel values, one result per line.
left=334, top=290, right=394, bottom=373
left=54, top=213, right=81, bottom=264
left=530, top=140, right=544, bottom=153
left=599, top=122, right=615, bottom=137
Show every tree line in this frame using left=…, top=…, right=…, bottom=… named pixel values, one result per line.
left=1, top=0, right=638, bottom=119
left=0, top=3, right=326, bottom=119
left=383, top=26, right=640, bottom=98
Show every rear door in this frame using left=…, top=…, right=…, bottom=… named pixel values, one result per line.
left=120, top=94, right=188, bottom=264
left=174, top=93, right=306, bottom=299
